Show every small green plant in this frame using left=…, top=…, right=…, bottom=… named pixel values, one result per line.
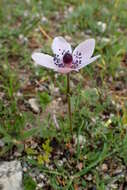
left=24, top=175, right=37, bottom=190
left=37, top=139, right=52, bottom=165
left=38, top=91, right=51, bottom=110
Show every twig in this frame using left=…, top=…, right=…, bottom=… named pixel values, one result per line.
left=52, top=113, right=60, bottom=130
left=39, top=26, right=52, bottom=40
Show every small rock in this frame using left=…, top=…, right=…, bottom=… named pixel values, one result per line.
left=65, top=35, right=72, bottom=42
left=39, top=173, right=45, bottom=180
left=28, top=98, right=40, bottom=113
left=85, top=29, right=92, bottom=35
left=97, top=21, right=107, bottom=32
left=109, top=183, right=118, bottom=189
left=23, top=167, right=27, bottom=172
left=17, top=91, right=23, bottom=97
left=68, top=6, right=74, bottom=13
left=31, top=142, right=38, bottom=149
left=24, top=10, right=29, bottom=17
left=19, top=34, right=28, bottom=44
left=62, top=158, right=67, bottom=163
left=57, top=97, right=62, bottom=102
left=86, top=174, right=92, bottom=181
left=37, top=182, right=44, bottom=188
left=41, top=16, right=48, bottom=23
left=101, top=37, right=110, bottom=43
left=57, top=160, right=63, bottom=167
left=101, top=163, right=108, bottom=172
left=113, top=167, right=123, bottom=175
left=109, top=76, right=113, bottom=82
left=0, top=161, right=22, bottom=190
left=0, top=139, right=4, bottom=147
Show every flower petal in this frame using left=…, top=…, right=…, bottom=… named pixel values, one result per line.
left=77, top=55, right=101, bottom=70
left=73, top=39, right=95, bottom=63
left=52, top=36, right=72, bottom=57
left=32, top=52, right=57, bottom=70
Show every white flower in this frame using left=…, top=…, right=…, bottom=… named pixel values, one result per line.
left=32, top=36, right=100, bottom=74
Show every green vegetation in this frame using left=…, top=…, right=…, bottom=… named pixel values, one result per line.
left=0, top=0, right=127, bottom=189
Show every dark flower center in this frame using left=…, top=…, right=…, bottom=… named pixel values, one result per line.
left=63, top=53, right=73, bottom=64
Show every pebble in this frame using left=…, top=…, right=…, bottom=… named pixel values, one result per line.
left=24, top=10, right=29, bottom=17
left=23, top=167, right=27, bottom=172
left=97, top=21, right=107, bottom=32
left=57, top=160, right=63, bottom=167
left=101, top=163, right=108, bottom=172
left=0, top=139, right=4, bottom=147
left=65, top=35, right=72, bottom=42
left=113, top=168, right=123, bottom=175
left=68, top=6, right=74, bottom=13
left=101, top=37, right=110, bottom=43
left=41, top=16, right=48, bottom=23
left=28, top=98, right=40, bottom=113
left=86, top=174, right=92, bottom=181
left=31, top=142, right=38, bottom=149
left=109, top=183, right=118, bottom=189
left=19, top=34, right=28, bottom=44
left=62, top=158, right=67, bottom=163
left=39, top=174, right=45, bottom=180
left=37, top=182, right=44, bottom=188
left=85, top=29, right=92, bottom=35
left=17, top=91, right=23, bottom=97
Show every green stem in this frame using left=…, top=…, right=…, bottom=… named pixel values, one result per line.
left=67, top=73, right=73, bottom=138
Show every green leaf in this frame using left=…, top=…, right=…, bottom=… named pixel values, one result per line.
left=25, top=148, right=38, bottom=155
left=38, top=92, right=51, bottom=109
left=81, top=88, right=99, bottom=105
left=22, top=128, right=39, bottom=140
left=24, top=175, right=37, bottom=190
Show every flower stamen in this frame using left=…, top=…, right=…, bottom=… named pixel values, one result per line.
left=63, top=53, right=73, bottom=65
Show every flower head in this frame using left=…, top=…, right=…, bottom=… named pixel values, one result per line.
left=32, top=36, right=100, bottom=73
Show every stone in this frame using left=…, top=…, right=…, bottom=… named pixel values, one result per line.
left=37, top=182, right=44, bottom=188
left=86, top=174, right=92, bottom=181
left=109, top=183, right=118, bottom=189
left=0, top=140, right=4, bottom=147
left=101, top=163, right=108, bottom=172
left=39, top=174, right=45, bottom=180
left=101, top=37, right=110, bottom=43
left=0, top=160, right=22, bottom=190
left=97, top=21, right=107, bottom=32
left=57, top=160, right=63, bottom=167
left=28, top=98, right=40, bottom=113
left=41, top=16, right=48, bottom=23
